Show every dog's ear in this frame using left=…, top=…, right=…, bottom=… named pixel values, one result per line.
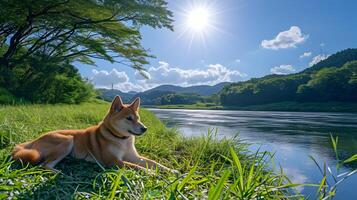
left=130, top=97, right=141, bottom=111
left=110, top=96, right=124, bottom=113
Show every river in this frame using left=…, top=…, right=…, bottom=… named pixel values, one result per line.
left=148, top=108, right=357, bottom=199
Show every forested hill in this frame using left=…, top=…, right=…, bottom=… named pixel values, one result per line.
left=220, top=48, right=357, bottom=106
left=97, top=82, right=229, bottom=105
left=141, top=82, right=230, bottom=96
left=97, top=89, right=137, bottom=103
left=304, top=48, right=357, bottom=73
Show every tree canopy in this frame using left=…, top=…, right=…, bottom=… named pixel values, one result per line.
left=0, top=0, right=173, bottom=104
left=297, top=61, right=357, bottom=102
left=0, top=0, right=173, bottom=69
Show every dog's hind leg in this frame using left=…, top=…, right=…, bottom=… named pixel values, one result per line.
left=40, top=138, right=74, bottom=171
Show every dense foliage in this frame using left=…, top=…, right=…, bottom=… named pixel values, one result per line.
left=0, top=87, right=18, bottom=104
left=297, top=61, right=357, bottom=102
left=220, top=74, right=310, bottom=106
left=220, top=49, right=357, bottom=106
left=0, top=0, right=173, bottom=104
left=160, top=93, right=203, bottom=105
left=12, top=55, right=93, bottom=103
left=132, top=90, right=174, bottom=105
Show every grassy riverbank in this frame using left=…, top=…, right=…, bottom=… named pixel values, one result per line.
left=0, top=102, right=303, bottom=199
left=155, top=101, right=357, bottom=112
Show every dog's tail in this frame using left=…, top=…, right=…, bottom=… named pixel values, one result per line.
left=12, top=143, right=41, bottom=165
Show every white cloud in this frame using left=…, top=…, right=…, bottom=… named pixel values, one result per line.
left=137, top=61, right=247, bottom=88
left=261, top=26, right=308, bottom=50
left=91, top=69, right=143, bottom=92
left=309, top=54, right=330, bottom=67
left=91, top=69, right=129, bottom=87
left=300, top=52, right=312, bottom=58
left=235, top=59, right=241, bottom=63
left=90, top=62, right=247, bottom=92
left=270, top=64, right=296, bottom=75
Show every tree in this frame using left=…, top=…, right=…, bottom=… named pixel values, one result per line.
left=297, top=61, right=357, bottom=102
left=160, top=93, right=202, bottom=105
left=10, top=56, right=94, bottom=103
left=0, top=0, right=173, bottom=104
left=220, top=74, right=310, bottom=106
left=0, top=0, right=173, bottom=87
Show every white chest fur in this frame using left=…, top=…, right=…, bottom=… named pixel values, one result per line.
left=107, top=138, right=137, bottom=161
left=108, top=143, right=125, bottom=160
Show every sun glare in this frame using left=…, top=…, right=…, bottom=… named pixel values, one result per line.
left=186, top=7, right=210, bottom=31
left=176, top=2, right=223, bottom=48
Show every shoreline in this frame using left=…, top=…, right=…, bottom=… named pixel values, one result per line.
left=143, top=101, right=357, bottom=113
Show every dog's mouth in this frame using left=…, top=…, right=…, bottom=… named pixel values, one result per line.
left=128, top=129, right=143, bottom=136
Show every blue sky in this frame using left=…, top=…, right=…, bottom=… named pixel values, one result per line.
left=77, top=0, right=357, bottom=92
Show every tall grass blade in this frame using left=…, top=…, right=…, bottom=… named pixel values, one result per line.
left=343, top=154, right=357, bottom=164
left=317, top=176, right=326, bottom=195
left=208, top=170, right=231, bottom=200
left=178, top=163, right=198, bottom=191
left=107, top=170, right=123, bottom=200
left=230, top=146, right=244, bottom=192
left=330, top=134, right=339, bottom=161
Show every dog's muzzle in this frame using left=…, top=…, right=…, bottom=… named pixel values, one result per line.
left=128, top=125, right=147, bottom=136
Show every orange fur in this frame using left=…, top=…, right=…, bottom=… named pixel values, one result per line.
left=12, top=148, right=41, bottom=165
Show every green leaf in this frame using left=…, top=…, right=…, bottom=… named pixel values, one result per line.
left=317, top=176, right=326, bottom=193
left=230, top=146, right=244, bottom=192
left=208, top=170, right=231, bottom=200
left=178, top=163, right=198, bottom=191
left=107, top=170, right=123, bottom=200
left=343, top=154, right=357, bottom=164
left=330, top=134, right=339, bottom=160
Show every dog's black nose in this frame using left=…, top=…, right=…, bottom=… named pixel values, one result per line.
left=141, top=127, right=147, bottom=133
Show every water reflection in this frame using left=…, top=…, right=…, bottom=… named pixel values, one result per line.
left=149, top=108, right=357, bottom=199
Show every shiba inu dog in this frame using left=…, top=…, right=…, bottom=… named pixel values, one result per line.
left=12, top=96, right=174, bottom=173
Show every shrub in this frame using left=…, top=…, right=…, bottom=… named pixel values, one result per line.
left=0, top=87, right=21, bottom=104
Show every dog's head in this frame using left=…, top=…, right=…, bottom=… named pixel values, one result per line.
left=104, top=96, right=147, bottom=137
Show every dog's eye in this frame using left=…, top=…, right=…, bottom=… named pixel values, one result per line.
left=126, top=116, right=133, bottom=121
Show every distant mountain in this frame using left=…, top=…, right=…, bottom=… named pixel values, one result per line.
left=127, top=91, right=138, bottom=95
left=97, top=82, right=230, bottom=104
left=96, top=88, right=135, bottom=103
left=143, top=82, right=230, bottom=96
left=132, top=82, right=230, bottom=105
left=132, top=90, right=175, bottom=105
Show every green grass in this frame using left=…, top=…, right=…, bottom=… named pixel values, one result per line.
left=155, top=101, right=357, bottom=112
left=0, top=103, right=304, bottom=199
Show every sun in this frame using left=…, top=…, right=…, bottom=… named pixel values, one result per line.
left=176, top=2, right=222, bottom=48
left=186, top=7, right=210, bottom=31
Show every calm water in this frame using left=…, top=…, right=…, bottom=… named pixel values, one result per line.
left=148, top=109, right=357, bottom=199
